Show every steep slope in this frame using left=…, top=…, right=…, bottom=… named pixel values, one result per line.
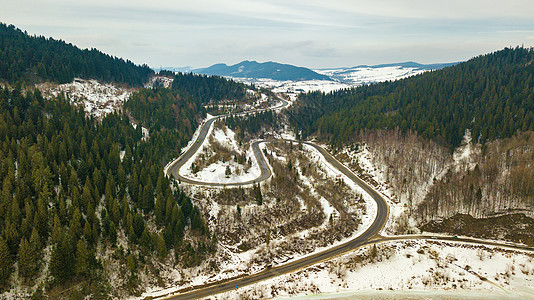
left=0, top=23, right=153, bottom=85
left=0, top=86, right=212, bottom=297
left=289, top=47, right=534, bottom=239
left=194, top=60, right=331, bottom=81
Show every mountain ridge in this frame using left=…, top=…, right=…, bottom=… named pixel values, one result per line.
left=192, top=60, right=331, bottom=81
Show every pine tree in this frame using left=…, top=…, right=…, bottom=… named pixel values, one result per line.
left=255, top=183, right=263, bottom=205
left=49, top=234, right=75, bottom=282
left=75, top=239, right=89, bottom=277
left=0, top=237, right=12, bottom=288
left=140, top=227, right=151, bottom=251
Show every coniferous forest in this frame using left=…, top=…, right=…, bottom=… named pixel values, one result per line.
left=0, top=26, right=253, bottom=295
left=0, top=23, right=153, bottom=86
left=171, top=72, right=250, bottom=103
left=0, top=84, right=217, bottom=294
left=290, top=47, right=534, bottom=148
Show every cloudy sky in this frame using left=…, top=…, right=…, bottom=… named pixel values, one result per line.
left=2, top=0, right=534, bottom=69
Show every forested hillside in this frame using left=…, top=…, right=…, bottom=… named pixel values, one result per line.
left=172, top=72, right=250, bottom=104
left=125, top=87, right=205, bottom=143
left=290, top=47, right=534, bottom=148
left=0, top=23, right=153, bottom=86
left=0, top=87, right=211, bottom=297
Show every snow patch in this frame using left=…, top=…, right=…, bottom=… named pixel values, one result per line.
left=215, top=240, right=534, bottom=299
left=178, top=125, right=261, bottom=185
left=452, top=129, right=481, bottom=172
left=38, top=78, right=133, bottom=119
left=145, top=76, right=174, bottom=88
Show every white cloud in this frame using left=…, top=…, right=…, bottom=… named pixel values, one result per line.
left=1, top=0, right=534, bottom=68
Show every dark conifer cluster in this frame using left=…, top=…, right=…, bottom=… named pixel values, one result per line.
left=290, top=47, right=534, bottom=148
left=0, top=87, right=211, bottom=291
left=0, top=23, right=153, bottom=86
left=225, top=110, right=280, bottom=140
left=172, top=72, right=249, bottom=103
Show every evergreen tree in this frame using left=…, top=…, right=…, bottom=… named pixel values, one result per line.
left=49, top=233, right=75, bottom=282
left=0, top=237, right=12, bottom=288
left=74, top=239, right=90, bottom=277
left=18, top=238, right=37, bottom=281
left=0, top=23, right=153, bottom=85
left=254, top=183, right=263, bottom=205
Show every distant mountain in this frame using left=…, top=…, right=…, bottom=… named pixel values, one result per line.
left=193, top=60, right=331, bottom=81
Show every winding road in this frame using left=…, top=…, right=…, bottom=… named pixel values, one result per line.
left=166, top=98, right=288, bottom=187
left=160, top=98, right=534, bottom=300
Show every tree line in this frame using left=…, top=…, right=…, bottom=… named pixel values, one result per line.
left=0, top=23, right=153, bottom=86
left=224, top=110, right=281, bottom=141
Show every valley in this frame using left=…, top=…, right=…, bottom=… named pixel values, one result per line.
left=1, top=24, right=534, bottom=300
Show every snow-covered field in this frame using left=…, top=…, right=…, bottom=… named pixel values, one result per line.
left=315, top=66, right=426, bottom=85
left=38, top=78, right=134, bottom=119
left=236, top=78, right=351, bottom=94
left=215, top=240, right=534, bottom=299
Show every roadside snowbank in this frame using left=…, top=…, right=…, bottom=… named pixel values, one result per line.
left=215, top=240, right=534, bottom=299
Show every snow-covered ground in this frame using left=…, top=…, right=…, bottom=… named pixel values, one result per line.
left=335, top=144, right=409, bottom=235
left=452, top=129, right=481, bottom=172
left=145, top=76, right=174, bottom=88
left=137, top=138, right=378, bottom=300
left=38, top=78, right=134, bottom=119
left=236, top=78, right=351, bottom=94
left=215, top=240, right=534, bottom=299
left=178, top=124, right=261, bottom=185
left=316, top=66, right=426, bottom=85
left=303, top=144, right=377, bottom=238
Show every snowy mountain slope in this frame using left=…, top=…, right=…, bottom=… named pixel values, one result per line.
left=315, top=61, right=458, bottom=85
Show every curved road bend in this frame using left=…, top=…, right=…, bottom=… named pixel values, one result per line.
left=166, top=98, right=289, bottom=187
